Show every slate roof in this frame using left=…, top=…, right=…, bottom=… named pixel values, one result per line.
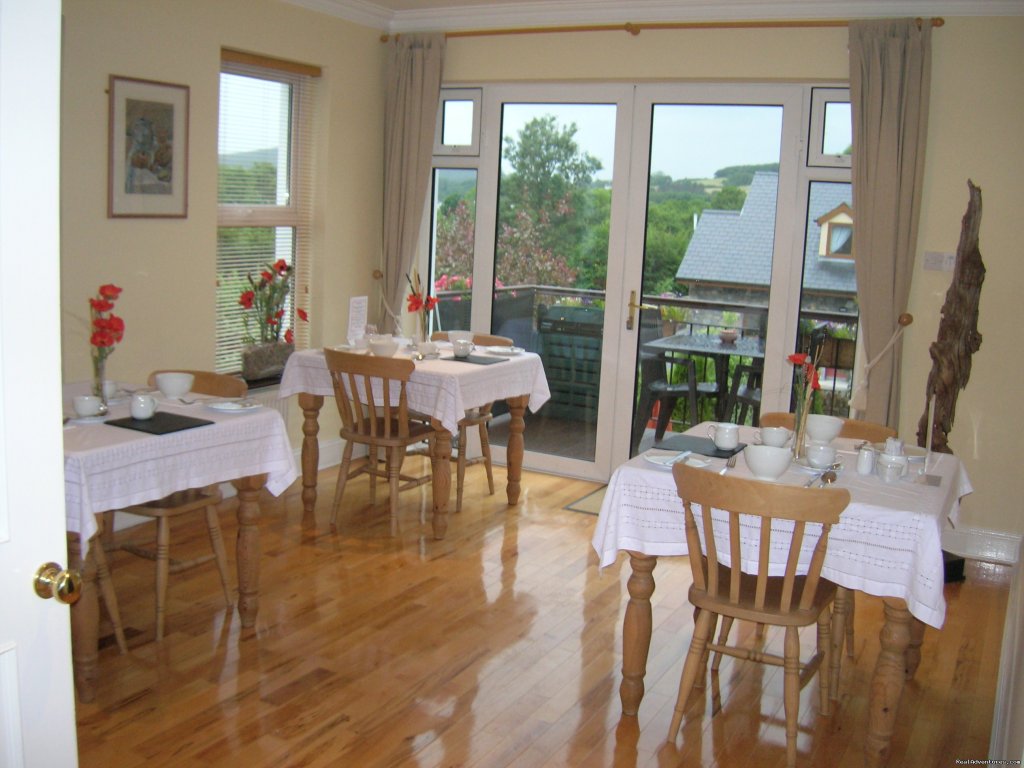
left=675, top=171, right=857, bottom=297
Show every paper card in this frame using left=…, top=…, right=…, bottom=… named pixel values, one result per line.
left=348, top=296, right=368, bottom=342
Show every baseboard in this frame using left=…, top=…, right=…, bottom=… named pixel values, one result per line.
left=990, top=538, right=1024, bottom=761
left=941, top=526, right=1022, bottom=566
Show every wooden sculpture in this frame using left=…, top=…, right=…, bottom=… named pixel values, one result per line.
left=917, top=181, right=985, bottom=453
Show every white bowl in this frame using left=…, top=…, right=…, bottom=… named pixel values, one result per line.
left=743, top=444, right=793, bottom=481
left=805, top=414, right=843, bottom=444
left=154, top=372, right=194, bottom=398
left=368, top=336, right=399, bottom=357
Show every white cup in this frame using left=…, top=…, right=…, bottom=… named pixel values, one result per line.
left=805, top=441, right=838, bottom=469
left=758, top=426, right=791, bottom=448
left=877, top=454, right=907, bottom=483
left=707, top=422, right=739, bottom=451
left=453, top=339, right=474, bottom=358
left=73, top=395, right=104, bottom=418
left=130, top=393, right=157, bottom=420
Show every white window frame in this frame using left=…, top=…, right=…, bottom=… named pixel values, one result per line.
left=433, top=87, right=481, bottom=157
left=807, top=87, right=852, bottom=168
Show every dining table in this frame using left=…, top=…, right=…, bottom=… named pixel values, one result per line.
left=644, top=332, right=765, bottom=421
left=592, top=422, right=971, bottom=767
left=63, top=384, right=298, bottom=702
left=279, top=343, right=550, bottom=539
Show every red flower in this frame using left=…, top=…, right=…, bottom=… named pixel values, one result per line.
left=407, top=293, right=424, bottom=313
left=284, top=328, right=294, bottom=344
left=424, top=296, right=439, bottom=311
left=273, top=259, right=288, bottom=275
left=296, top=308, right=308, bottom=322
left=98, top=284, right=122, bottom=299
left=274, top=309, right=284, bottom=319
left=238, top=290, right=255, bottom=309
left=90, top=330, right=115, bottom=348
left=810, top=367, right=821, bottom=390
left=260, top=271, right=274, bottom=284
left=90, top=297, right=114, bottom=313
left=788, top=353, right=808, bottom=365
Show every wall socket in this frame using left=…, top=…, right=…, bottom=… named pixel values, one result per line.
left=923, top=251, right=956, bottom=272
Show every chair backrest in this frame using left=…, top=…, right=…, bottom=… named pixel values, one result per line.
left=323, top=348, right=417, bottom=442
left=759, top=412, right=896, bottom=442
left=672, top=462, right=849, bottom=614
left=431, top=331, right=513, bottom=347
left=148, top=370, right=247, bottom=398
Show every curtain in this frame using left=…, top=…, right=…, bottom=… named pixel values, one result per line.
left=849, top=19, right=932, bottom=427
left=380, top=33, right=445, bottom=331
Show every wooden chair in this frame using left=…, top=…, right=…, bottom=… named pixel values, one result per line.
left=759, top=412, right=897, bottom=443
left=431, top=331, right=513, bottom=512
left=324, top=348, right=436, bottom=535
left=668, top=463, right=850, bottom=767
left=116, top=371, right=243, bottom=641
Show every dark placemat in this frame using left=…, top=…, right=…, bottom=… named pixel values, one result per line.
left=654, top=434, right=746, bottom=459
left=442, top=354, right=508, bottom=365
left=106, top=412, right=214, bottom=435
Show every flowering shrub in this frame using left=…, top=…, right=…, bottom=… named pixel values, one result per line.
left=238, top=259, right=308, bottom=344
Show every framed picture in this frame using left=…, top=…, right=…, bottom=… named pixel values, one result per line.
left=108, top=75, right=189, bottom=218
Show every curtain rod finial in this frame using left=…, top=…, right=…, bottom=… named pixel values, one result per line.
left=898, top=313, right=914, bottom=327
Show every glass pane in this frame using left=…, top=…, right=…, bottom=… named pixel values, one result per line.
left=633, top=104, right=782, bottom=453
left=822, top=101, right=852, bottom=157
left=488, top=103, right=616, bottom=462
left=431, top=168, right=477, bottom=334
left=218, top=72, right=292, bottom=205
left=441, top=100, right=474, bottom=146
left=797, top=181, right=858, bottom=417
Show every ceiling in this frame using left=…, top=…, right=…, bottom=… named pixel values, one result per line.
left=284, top=0, right=1024, bottom=34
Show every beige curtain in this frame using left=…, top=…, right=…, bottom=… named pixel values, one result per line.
left=849, top=19, right=932, bottom=427
left=380, top=33, right=445, bottom=330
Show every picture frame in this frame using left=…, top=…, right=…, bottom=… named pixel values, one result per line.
left=108, top=75, right=189, bottom=218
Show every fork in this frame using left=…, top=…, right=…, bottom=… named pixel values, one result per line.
left=719, top=453, right=738, bottom=475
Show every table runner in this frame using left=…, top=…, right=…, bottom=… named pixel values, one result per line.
left=592, top=424, right=972, bottom=629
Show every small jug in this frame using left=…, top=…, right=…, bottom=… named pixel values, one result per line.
left=707, top=422, right=739, bottom=451
left=130, top=393, right=158, bottom=420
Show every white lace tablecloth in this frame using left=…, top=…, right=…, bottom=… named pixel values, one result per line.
left=280, top=346, right=551, bottom=435
left=63, top=391, right=297, bottom=555
left=592, top=424, right=972, bottom=629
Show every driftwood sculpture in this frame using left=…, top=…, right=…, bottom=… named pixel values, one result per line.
left=917, top=181, right=985, bottom=452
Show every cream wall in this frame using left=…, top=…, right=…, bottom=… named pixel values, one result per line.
left=59, top=0, right=384, bottom=444
left=59, top=6, right=1023, bottom=537
left=444, top=18, right=1023, bottom=537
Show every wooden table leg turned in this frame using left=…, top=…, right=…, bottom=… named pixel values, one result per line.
left=231, top=474, right=267, bottom=628
left=68, top=532, right=98, bottom=703
left=620, top=551, right=658, bottom=716
left=865, top=598, right=913, bottom=767
left=906, top=616, right=926, bottom=680
left=298, top=392, right=324, bottom=515
left=430, top=422, right=453, bottom=540
left=505, top=395, right=528, bottom=506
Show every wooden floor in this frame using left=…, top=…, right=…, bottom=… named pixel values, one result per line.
left=76, top=459, right=1010, bottom=767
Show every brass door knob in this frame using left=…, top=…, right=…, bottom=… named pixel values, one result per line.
left=33, top=562, right=82, bottom=605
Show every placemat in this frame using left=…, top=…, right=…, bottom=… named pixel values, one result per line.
left=654, top=434, right=746, bottom=459
left=106, top=412, right=214, bottom=435
left=443, top=355, right=508, bottom=365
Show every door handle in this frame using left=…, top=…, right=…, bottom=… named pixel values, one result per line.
left=34, top=562, right=82, bottom=605
left=626, top=290, right=657, bottom=331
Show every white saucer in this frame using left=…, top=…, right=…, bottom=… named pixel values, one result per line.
left=205, top=399, right=262, bottom=413
left=642, top=451, right=710, bottom=469
left=793, top=456, right=842, bottom=472
left=68, top=414, right=107, bottom=424
left=486, top=346, right=525, bottom=356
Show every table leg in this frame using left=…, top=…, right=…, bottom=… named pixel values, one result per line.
left=298, top=392, right=323, bottom=515
left=68, top=532, right=98, bottom=703
left=231, top=474, right=267, bottom=628
left=430, top=421, right=452, bottom=540
left=621, top=551, right=657, bottom=716
left=865, top=598, right=912, bottom=767
left=505, top=395, right=528, bottom=506
left=906, top=617, right=926, bottom=680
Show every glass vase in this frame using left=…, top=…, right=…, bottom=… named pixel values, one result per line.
left=92, top=353, right=106, bottom=404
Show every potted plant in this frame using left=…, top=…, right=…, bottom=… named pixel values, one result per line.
left=237, top=259, right=308, bottom=380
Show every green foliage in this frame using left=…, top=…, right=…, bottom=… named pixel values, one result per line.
left=713, top=163, right=780, bottom=187
left=218, top=162, right=277, bottom=205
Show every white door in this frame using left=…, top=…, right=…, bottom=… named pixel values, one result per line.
left=0, top=1, right=79, bottom=766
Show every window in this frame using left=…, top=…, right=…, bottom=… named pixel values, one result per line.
left=807, top=87, right=852, bottom=168
left=433, top=88, right=481, bottom=156
left=216, top=49, right=319, bottom=375
left=815, top=203, right=854, bottom=258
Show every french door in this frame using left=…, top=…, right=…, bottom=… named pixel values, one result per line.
left=433, top=83, right=814, bottom=481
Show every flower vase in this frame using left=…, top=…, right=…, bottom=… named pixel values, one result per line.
left=241, top=341, right=294, bottom=381
left=92, top=354, right=106, bottom=404
left=792, top=397, right=810, bottom=460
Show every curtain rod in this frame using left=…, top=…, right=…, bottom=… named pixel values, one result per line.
left=381, top=16, right=943, bottom=42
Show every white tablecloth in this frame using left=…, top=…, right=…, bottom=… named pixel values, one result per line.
left=63, top=391, right=297, bottom=554
left=592, top=424, right=972, bottom=629
left=280, top=346, right=551, bottom=436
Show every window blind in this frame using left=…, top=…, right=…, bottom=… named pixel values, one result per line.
left=216, top=50, right=318, bottom=374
